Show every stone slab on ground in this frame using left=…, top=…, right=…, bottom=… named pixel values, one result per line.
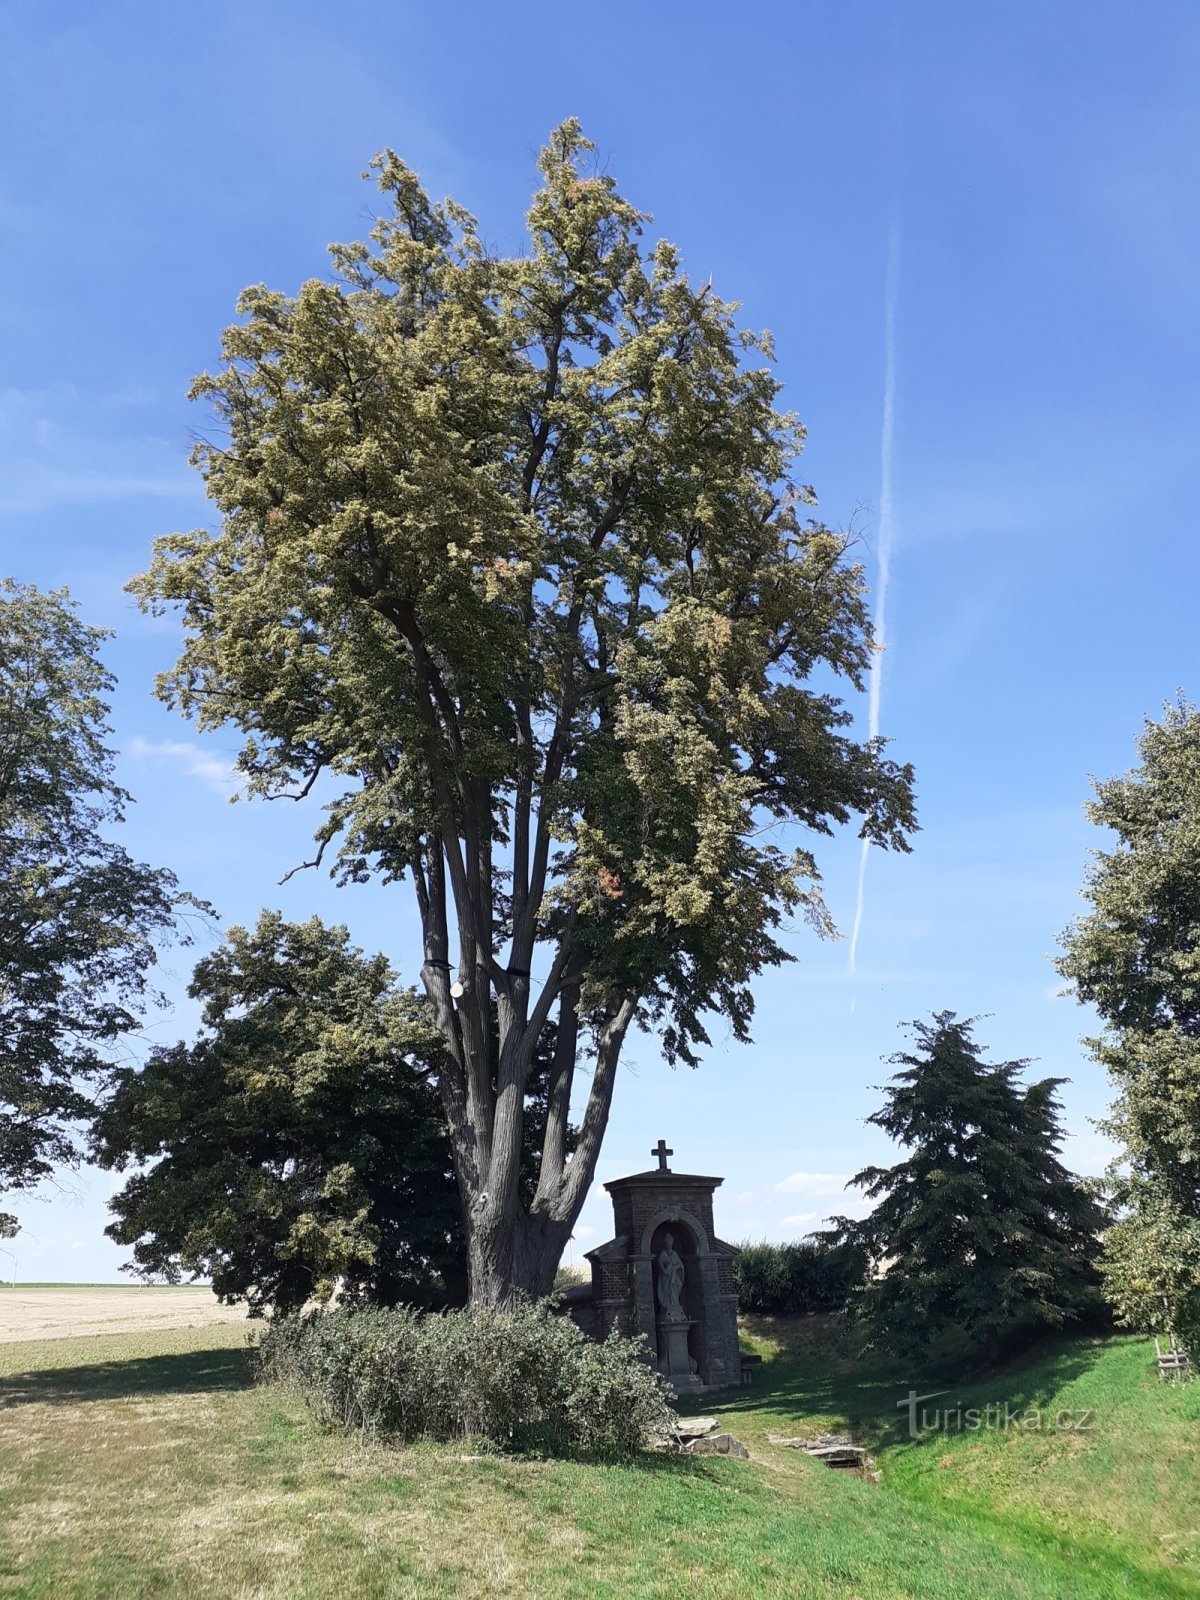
left=673, top=1415, right=719, bottom=1439
left=686, top=1431, right=750, bottom=1458
left=767, top=1431, right=869, bottom=1467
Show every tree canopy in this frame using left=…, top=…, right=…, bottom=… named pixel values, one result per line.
left=95, top=911, right=574, bottom=1315
left=839, top=1014, right=1104, bottom=1358
left=95, top=912, right=465, bottom=1314
left=130, top=121, right=916, bottom=1303
left=1058, top=699, right=1200, bottom=1347
left=0, top=580, right=196, bottom=1231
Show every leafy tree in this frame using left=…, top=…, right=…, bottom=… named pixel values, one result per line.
left=95, top=911, right=572, bottom=1315
left=96, top=912, right=463, bottom=1313
left=130, top=122, right=916, bottom=1304
left=0, top=581, right=197, bottom=1225
left=839, top=1014, right=1104, bottom=1359
left=1058, top=700, right=1200, bottom=1347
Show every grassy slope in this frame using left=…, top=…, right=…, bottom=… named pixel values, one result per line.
left=0, top=1316, right=1195, bottom=1599
left=729, top=1316, right=1200, bottom=1595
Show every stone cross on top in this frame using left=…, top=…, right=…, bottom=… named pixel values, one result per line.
left=651, top=1138, right=673, bottom=1173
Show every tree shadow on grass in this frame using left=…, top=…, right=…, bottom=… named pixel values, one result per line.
left=677, top=1315, right=1111, bottom=1453
left=0, top=1345, right=256, bottom=1409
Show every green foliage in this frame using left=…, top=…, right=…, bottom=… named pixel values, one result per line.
left=1058, top=699, right=1200, bottom=1035
left=733, top=1236, right=865, bottom=1315
left=1097, top=1179, right=1200, bottom=1345
left=0, top=581, right=200, bottom=1207
left=1058, top=699, right=1200, bottom=1348
left=94, top=912, right=466, bottom=1314
left=129, top=121, right=916, bottom=1302
left=94, top=912, right=576, bottom=1314
left=257, top=1300, right=672, bottom=1456
left=552, top=1262, right=587, bottom=1292
left=839, top=1014, right=1105, bottom=1357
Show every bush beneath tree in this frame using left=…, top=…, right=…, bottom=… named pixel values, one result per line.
left=258, top=1301, right=673, bottom=1457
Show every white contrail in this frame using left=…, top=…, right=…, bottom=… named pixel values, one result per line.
left=847, top=217, right=901, bottom=984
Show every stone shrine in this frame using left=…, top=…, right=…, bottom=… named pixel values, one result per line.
left=577, top=1140, right=742, bottom=1393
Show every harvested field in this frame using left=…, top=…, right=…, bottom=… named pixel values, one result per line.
left=0, top=1285, right=248, bottom=1344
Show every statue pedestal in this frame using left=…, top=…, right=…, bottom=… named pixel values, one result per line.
left=657, top=1315, right=704, bottom=1395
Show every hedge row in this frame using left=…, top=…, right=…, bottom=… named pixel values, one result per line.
left=733, top=1237, right=866, bottom=1315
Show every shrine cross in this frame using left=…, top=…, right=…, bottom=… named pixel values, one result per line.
left=651, top=1138, right=673, bottom=1173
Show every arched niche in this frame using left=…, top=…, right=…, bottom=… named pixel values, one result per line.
left=638, top=1205, right=711, bottom=1260
left=646, top=1210, right=710, bottom=1371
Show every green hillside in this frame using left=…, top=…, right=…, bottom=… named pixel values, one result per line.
left=0, top=1315, right=1195, bottom=1598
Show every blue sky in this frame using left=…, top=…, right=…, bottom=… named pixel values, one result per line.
left=3, top=2, right=1198, bottom=1280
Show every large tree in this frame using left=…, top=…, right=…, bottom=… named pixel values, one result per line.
left=95, top=911, right=573, bottom=1315
left=0, top=581, right=197, bottom=1232
left=130, top=122, right=916, bottom=1305
left=1058, top=700, right=1200, bottom=1347
left=94, top=912, right=466, bottom=1314
left=840, top=1014, right=1104, bottom=1359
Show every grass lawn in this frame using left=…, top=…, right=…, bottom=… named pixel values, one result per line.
left=0, top=1312, right=1196, bottom=1599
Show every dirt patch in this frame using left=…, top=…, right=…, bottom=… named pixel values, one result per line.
left=0, top=1287, right=248, bottom=1344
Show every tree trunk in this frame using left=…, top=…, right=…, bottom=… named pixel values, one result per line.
left=465, top=1208, right=575, bottom=1307
left=443, top=986, right=634, bottom=1310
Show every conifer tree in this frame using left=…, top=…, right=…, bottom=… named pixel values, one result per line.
left=840, top=1014, right=1103, bottom=1358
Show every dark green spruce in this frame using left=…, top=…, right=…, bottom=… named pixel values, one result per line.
left=836, top=1013, right=1104, bottom=1359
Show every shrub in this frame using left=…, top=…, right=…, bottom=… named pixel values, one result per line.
left=552, top=1263, right=588, bottom=1293
left=258, top=1300, right=672, bottom=1456
left=733, top=1236, right=865, bottom=1316
left=565, top=1329, right=677, bottom=1456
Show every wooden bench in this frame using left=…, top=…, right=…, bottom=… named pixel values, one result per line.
left=1155, top=1336, right=1192, bottom=1382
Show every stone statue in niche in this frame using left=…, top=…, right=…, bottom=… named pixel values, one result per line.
left=655, top=1232, right=685, bottom=1319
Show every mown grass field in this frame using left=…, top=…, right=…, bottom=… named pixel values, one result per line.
left=0, top=1297, right=1196, bottom=1599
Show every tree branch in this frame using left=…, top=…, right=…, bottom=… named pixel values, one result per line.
left=278, top=836, right=329, bottom=884
left=557, top=994, right=637, bottom=1219
left=532, top=965, right=583, bottom=1206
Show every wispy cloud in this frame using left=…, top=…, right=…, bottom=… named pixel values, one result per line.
left=1063, top=1132, right=1118, bottom=1179
left=775, top=1171, right=854, bottom=1197
left=0, top=466, right=197, bottom=514
left=0, top=381, right=200, bottom=514
left=129, top=736, right=238, bottom=796
left=778, top=1193, right=871, bottom=1232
